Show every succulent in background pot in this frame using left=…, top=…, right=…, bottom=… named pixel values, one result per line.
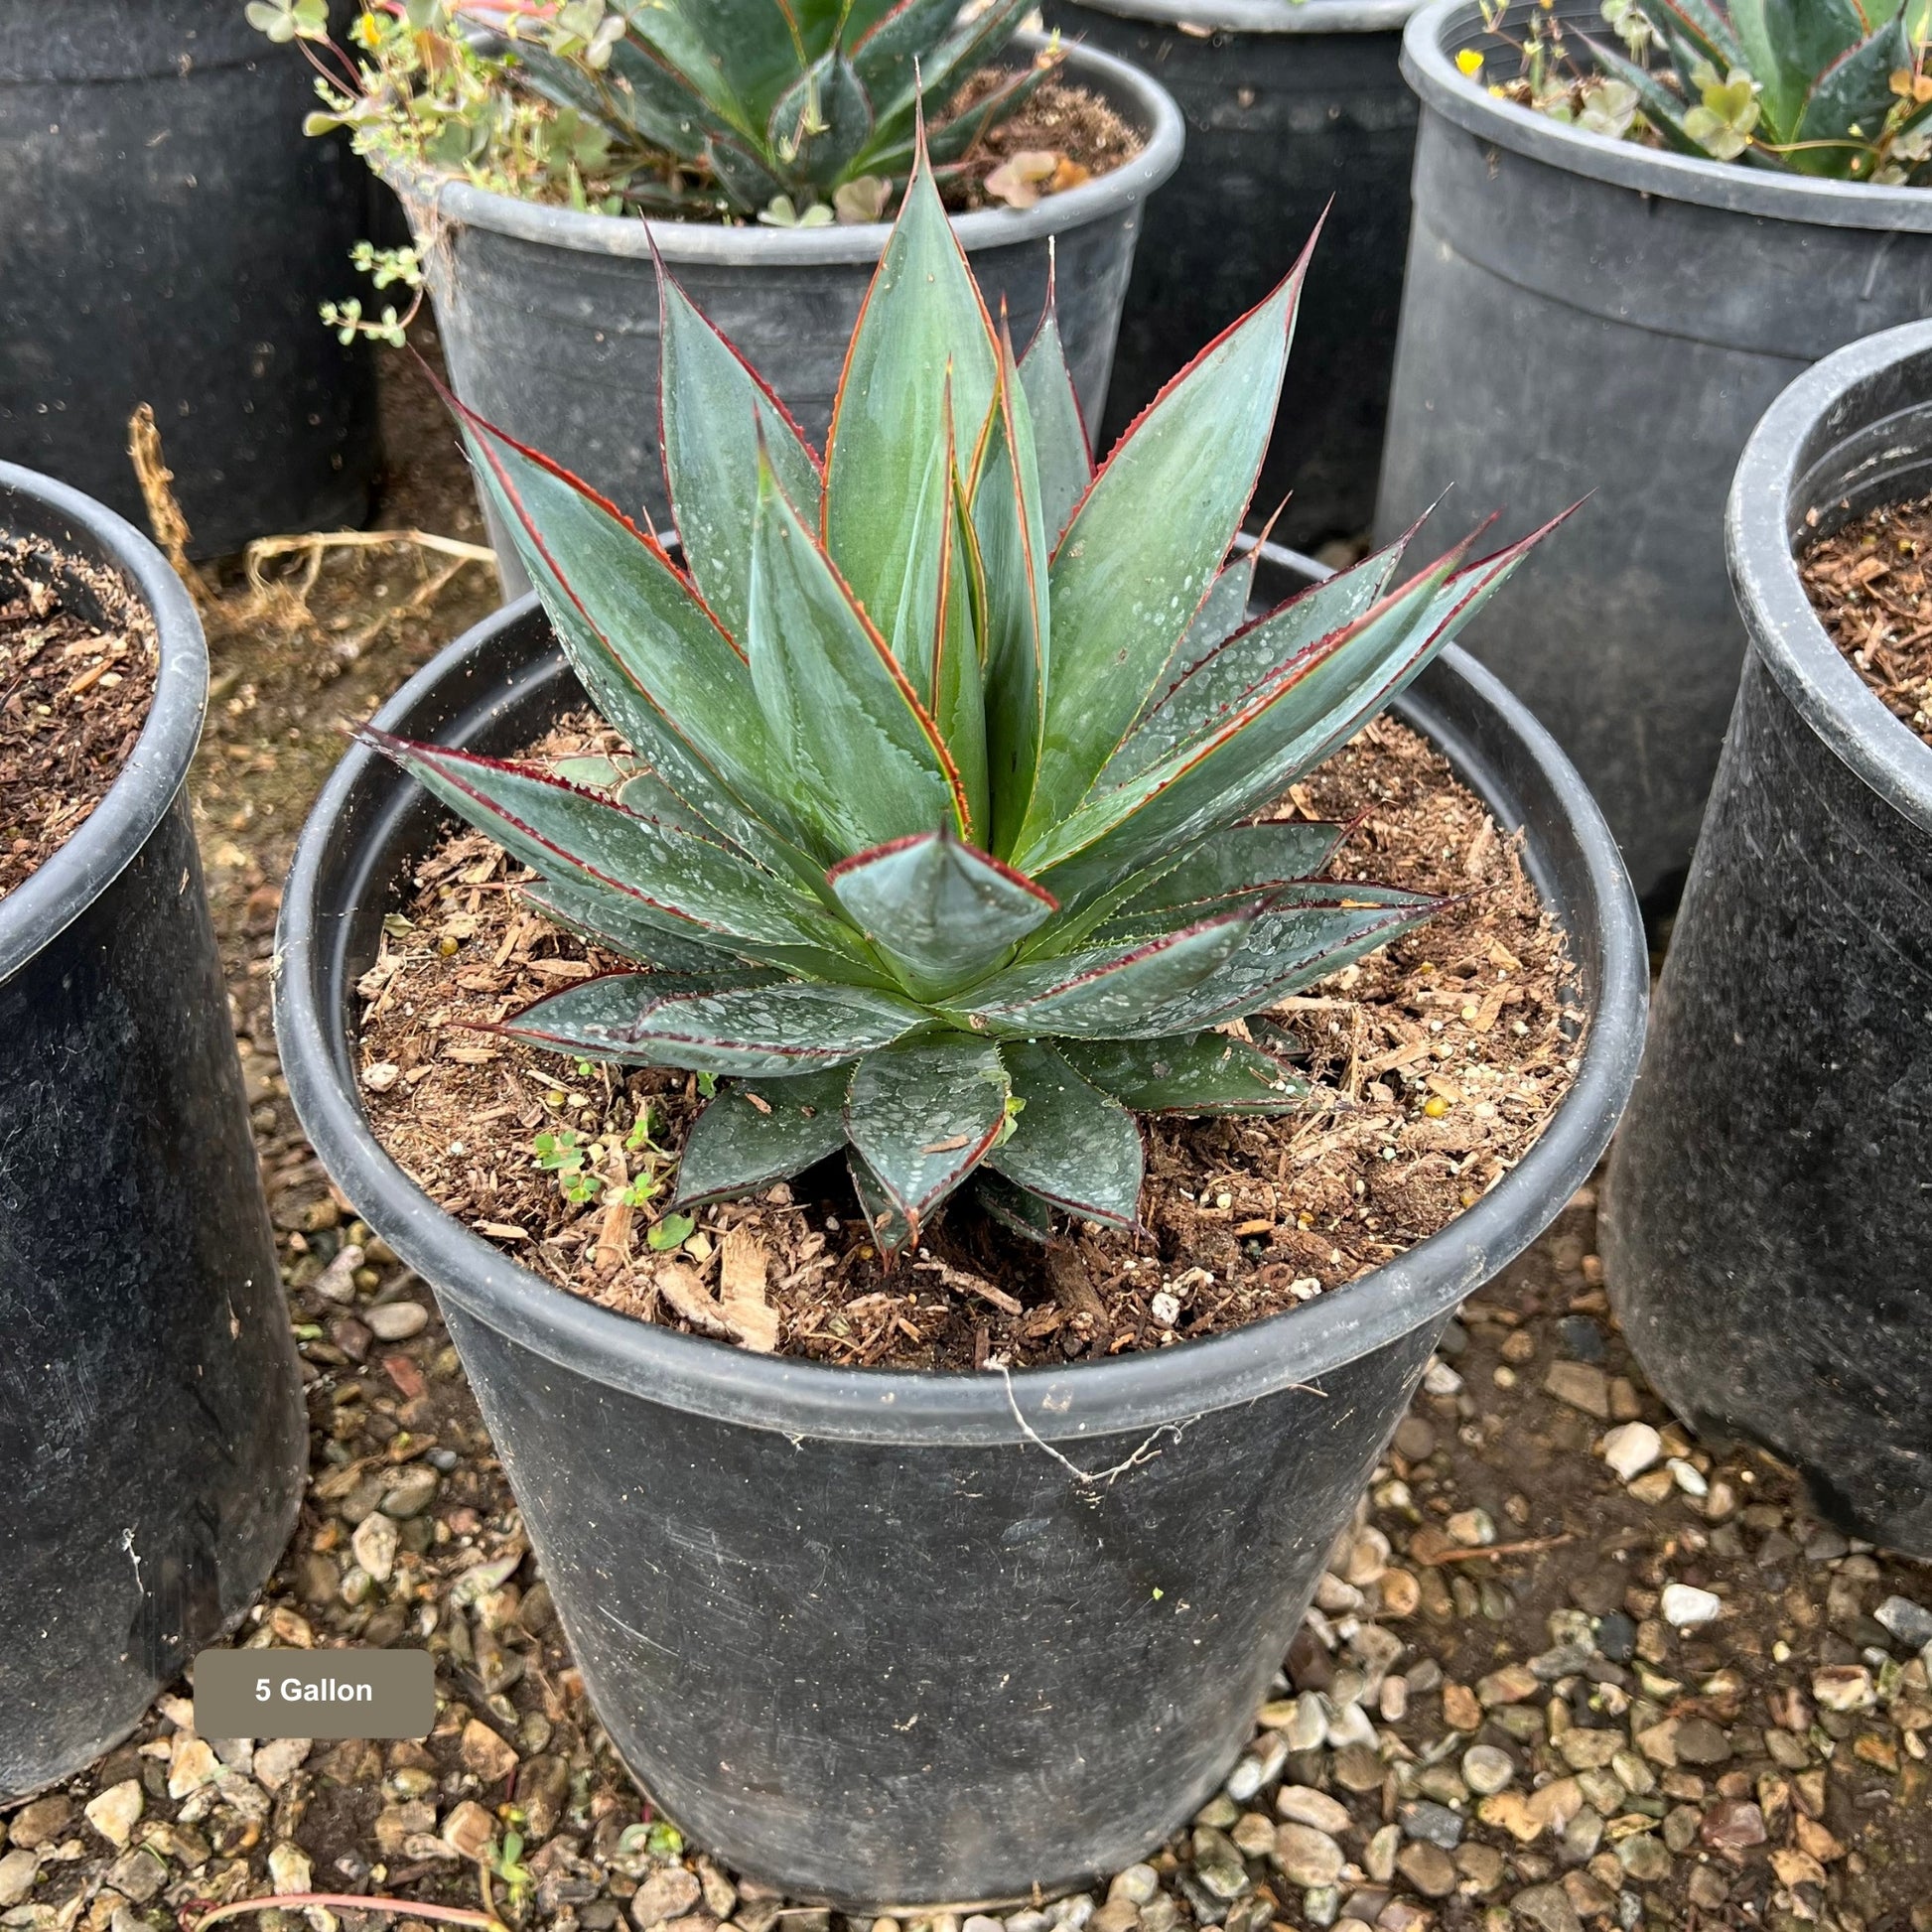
left=0, top=465, right=305, bottom=1797
left=1605, top=318, right=1932, bottom=1558
left=1375, top=0, right=1932, bottom=910
left=260, top=1, right=1182, bottom=588
left=1041, top=0, right=1426, bottom=552
left=276, top=153, right=1645, bottom=1899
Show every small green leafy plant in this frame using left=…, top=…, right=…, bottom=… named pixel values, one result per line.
left=371, top=143, right=1563, bottom=1255
left=252, top=0, right=1053, bottom=225
left=1476, top=0, right=1932, bottom=181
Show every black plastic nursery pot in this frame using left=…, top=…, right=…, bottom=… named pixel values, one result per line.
left=1040, top=0, right=1422, bottom=551
left=0, top=2, right=378, bottom=557
left=390, top=35, right=1182, bottom=590
left=1374, top=0, right=1932, bottom=909
left=275, top=543, right=1645, bottom=1904
left=0, top=466, right=305, bottom=1796
left=1603, top=323, right=1932, bottom=1558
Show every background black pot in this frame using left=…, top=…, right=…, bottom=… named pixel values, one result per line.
left=1040, top=0, right=1422, bottom=552
left=391, top=34, right=1181, bottom=591
left=1603, top=323, right=1932, bottom=1558
left=274, top=545, right=1645, bottom=1904
left=0, top=2, right=378, bottom=558
left=0, top=465, right=305, bottom=1795
left=1375, top=0, right=1932, bottom=910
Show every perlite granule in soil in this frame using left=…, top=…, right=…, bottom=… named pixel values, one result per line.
left=355, top=714, right=1581, bottom=1369
left=0, top=543, right=158, bottom=902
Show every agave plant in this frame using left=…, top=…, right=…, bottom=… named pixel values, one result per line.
left=1494, top=0, right=1932, bottom=181
left=369, top=148, right=1559, bottom=1253
left=262, top=0, right=1047, bottom=223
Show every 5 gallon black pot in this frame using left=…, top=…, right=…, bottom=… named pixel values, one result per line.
left=390, top=34, right=1181, bottom=591
left=0, top=3, right=378, bottom=557
left=1041, top=0, right=1422, bottom=551
left=0, top=465, right=305, bottom=1795
left=1604, top=323, right=1932, bottom=1558
left=1375, top=0, right=1932, bottom=908
left=275, top=543, right=1644, bottom=1903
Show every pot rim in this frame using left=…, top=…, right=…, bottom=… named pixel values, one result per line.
left=1726, top=318, right=1932, bottom=841
left=1405, top=0, right=1932, bottom=232
left=384, top=33, right=1184, bottom=267
left=275, top=545, right=1646, bottom=1449
left=1054, top=0, right=1423, bottom=35
left=0, top=463, right=207, bottom=987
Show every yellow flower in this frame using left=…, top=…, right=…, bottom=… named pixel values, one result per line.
left=1456, top=49, right=1484, bottom=78
left=351, top=12, right=382, bottom=49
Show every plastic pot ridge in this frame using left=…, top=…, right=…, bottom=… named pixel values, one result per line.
left=393, top=33, right=1181, bottom=592
left=274, top=545, right=1645, bottom=1903
left=1604, top=322, right=1932, bottom=1556
left=1375, top=0, right=1932, bottom=905
left=0, top=464, right=305, bottom=1796
left=1042, top=0, right=1425, bottom=551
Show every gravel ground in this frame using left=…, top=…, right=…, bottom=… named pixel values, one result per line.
left=5, top=348, right=1929, bottom=1932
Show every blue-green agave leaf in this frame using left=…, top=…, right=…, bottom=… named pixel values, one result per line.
left=498, top=974, right=925, bottom=1074
left=1018, top=286, right=1092, bottom=545
left=1060, top=1034, right=1318, bottom=1115
left=948, top=901, right=1265, bottom=1037
left=1023, top=233, right=1314, bottom=843
left=971, top=1168, right=1057, bottom=1242
left=985, top=1040, right=1142, bottom=1229
left=826, top=827, right=1057, bottom=999
left=844, top=1035, right=1012, bottom=1233
left=658, top=265, right=823, bottom=642
left=672, top=1066, right=852, bottom=1206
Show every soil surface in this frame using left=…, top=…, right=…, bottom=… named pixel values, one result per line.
left=1801, top=492, right=1932, bottom=750
left=355, top=717, right=1574, bottom=1370
left=0, top=545, right=158, bottom=902
left=946, top=74, right=1143, bottom=211
left=7, top=337, right=1929, bottom=1932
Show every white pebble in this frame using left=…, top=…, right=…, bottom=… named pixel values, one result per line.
left=366, top=1300, right=429, bottom=1340
left=1660, top=1583, right=1722, bottom=1629
left=1599, top=1422, right=1663, bottom=1482
left=1150, top=1291, right=1180, bottom=1327
left=1668, top=1457, right=1709, bottom=1498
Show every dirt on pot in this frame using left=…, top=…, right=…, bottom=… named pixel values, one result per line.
left=1801, top=490, right=1932, bottom=751
left=352, top=710, right=1577, bottom=1371
left=0, top=543, right=157, bottom=903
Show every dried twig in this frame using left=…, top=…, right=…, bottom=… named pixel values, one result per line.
left=128, top=404, right=218, bottom=613
left=1412, top=1532, right=1575, bottom=1568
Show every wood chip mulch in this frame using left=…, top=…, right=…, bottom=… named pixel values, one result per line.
left=1800, top=489, right=1932, bottom=749
left=0, top=542, right=159, bottom=904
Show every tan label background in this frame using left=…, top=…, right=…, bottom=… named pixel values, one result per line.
left=195, top=1648, right=435, bottom=1739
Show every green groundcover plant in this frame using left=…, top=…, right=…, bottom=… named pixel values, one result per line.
left=1476, top=0, right=1932, bottom=182
left=369, top=140, right=1563, bottom=1254
left=248, top=0, right=1050, bottom=224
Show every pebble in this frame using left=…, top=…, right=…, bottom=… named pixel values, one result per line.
left=1398, top=1801, right=1462, bottom=1851
left=267, top=1841, right=313, bottom=1895
left=0, top=1851, right=38, bottom=1910
left=964, top=1918, right=1005, bottom=1932
left=366, top=1298, right=430, bottom=1339
left=1272, top=1822, right=1344, bottom=1887
left=1544, top=1361, right=1610, bottom=1419
left=442, top=1799, right=495, bottom=1862
left=1461, top=1744, right=1515, bottom=1794
left=167, top=1733, right=220, bottom=1799
left=1875, top=1593, right=1932, bottom=1648
left=1510, top=1883, right=1584, bottom=1932
left=1598, top=1422, right=1662, bottom=1481
left=460, top=1717, right=520, bottom=1783
left=252, top=1735, right=312, bottom=1795
left=1422, top=1358, right=1462, bottom=1396
left=1282, top=1691, right=1327, bottom=1752
left=1108, top=1866, right=1159, bottom=1907
left=81, top=1781, right=143, bottom=1849
left=1278, top=1786, right=1351, bottom=1836
left=1659, top=1583, right=1722, bottom=1628
left=1394, top=1841, right=1457, bottom=1898
left=1812, top=1663, right=1875, bottom=1712
left=1667, top=1457, right=1708, bottom=1498
left=630, top=1866, right=703, bottom=1929
left=380, top=1462, right=441, bottom=1520
left=351, top=1510, right=400, bottom=1583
